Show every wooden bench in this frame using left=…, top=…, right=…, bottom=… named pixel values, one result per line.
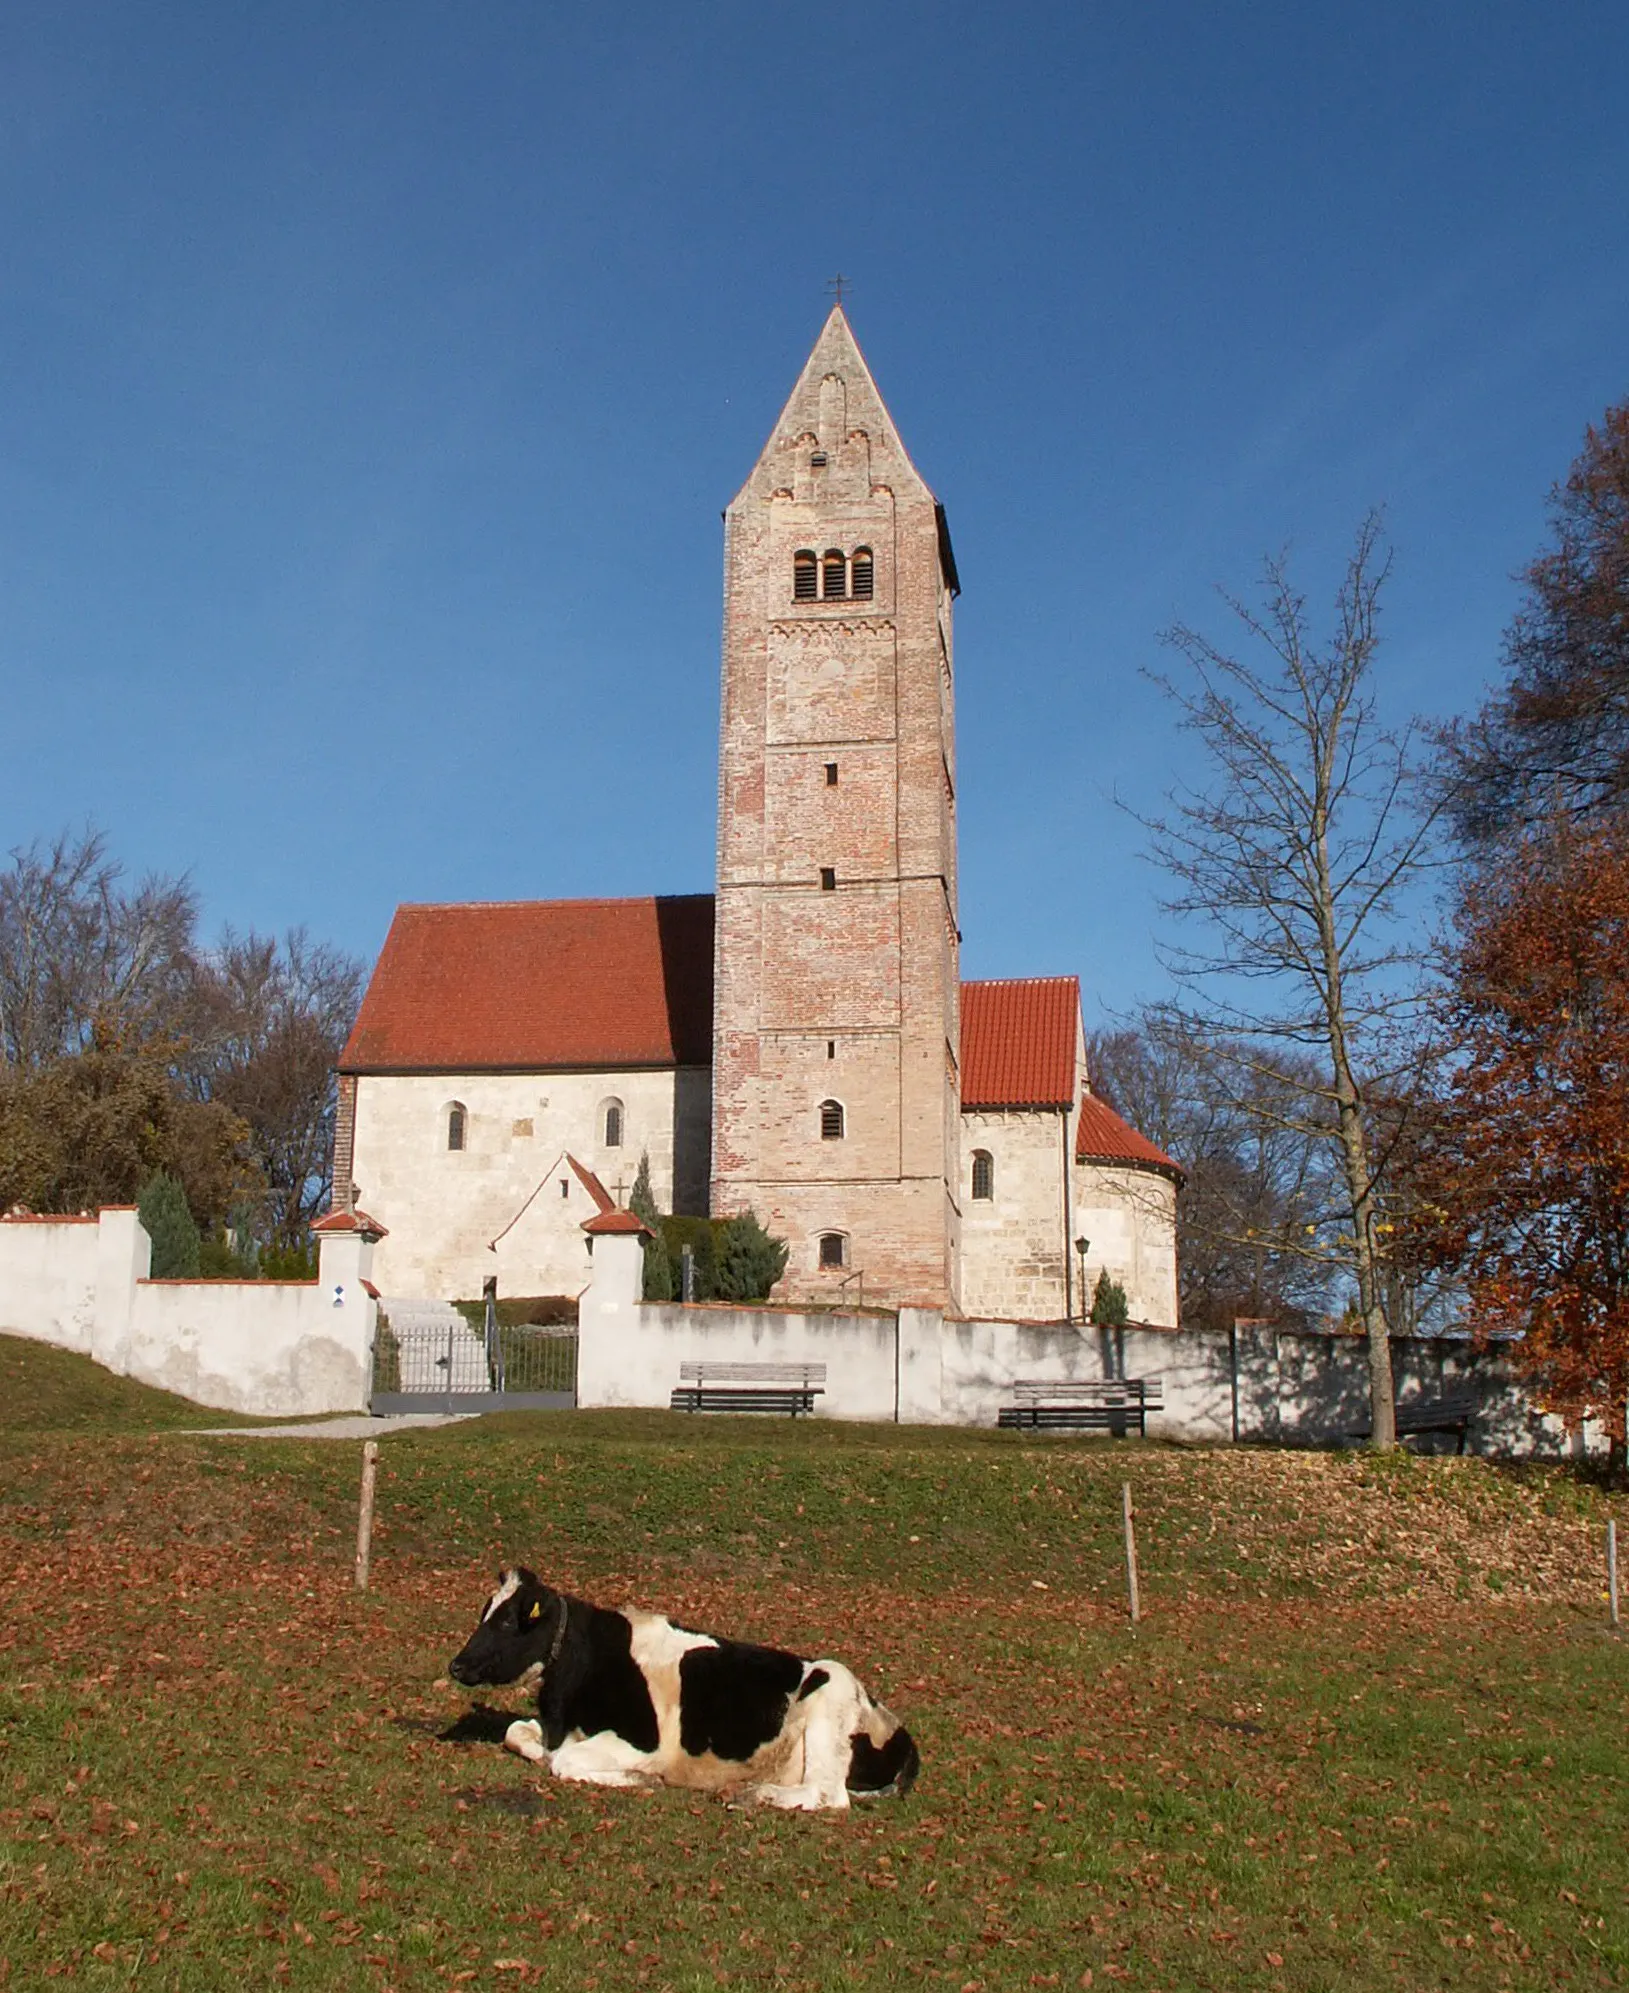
left=1346, top=1392, right=1477, bottom=1454
left=670, top=1361, right=826, bottom=1417
left=997, top=1377, right=1163, bottom=1436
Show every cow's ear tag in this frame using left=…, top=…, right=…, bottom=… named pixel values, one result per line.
left=526, top=1601, right=541, bottom=1622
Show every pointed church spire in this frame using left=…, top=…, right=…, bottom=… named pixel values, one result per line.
left=733, top=303, right=937, bottom=514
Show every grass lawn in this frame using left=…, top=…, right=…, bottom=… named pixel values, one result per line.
left=0, top=1337, right=1625, bottom=1990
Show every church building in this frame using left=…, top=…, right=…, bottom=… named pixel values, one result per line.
left=331, top=309, right=1180, bottom=1324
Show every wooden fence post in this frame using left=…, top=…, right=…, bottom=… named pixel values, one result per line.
left=354, top=1439, right=379, bottom=1592
left=1122, top=1482, right=1141, bottom=1626
left=1609, top=1519, right=1620, bottom=1632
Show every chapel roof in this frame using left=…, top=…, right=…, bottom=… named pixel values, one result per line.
left=338, top=895, right=715, bottom=1074
left=1075, top=1093, right=1184, bottom=1181
left=960, top=977, right=1080, bottom=1109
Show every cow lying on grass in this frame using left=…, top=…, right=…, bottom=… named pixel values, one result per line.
left=448, top=1567, right=919, bottom=1812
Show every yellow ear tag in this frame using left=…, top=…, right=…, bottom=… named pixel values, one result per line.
left=526, top=1601, right=541, bottom=1622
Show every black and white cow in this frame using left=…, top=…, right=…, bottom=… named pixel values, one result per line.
left=447, top=1568, right=919, bottom=1811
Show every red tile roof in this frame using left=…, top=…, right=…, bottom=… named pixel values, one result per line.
left=582, top=1208, right=653, bottom=1237
left=1075, top=1093, right=1184, bottom=1180
left=312, top=1207, right=390, bottom=1238
left=339, top=896, right=715, bottom=1073
left=567, top=1156, right=615, bottom=1213
left=960, top=977, right=1080, bottom=1108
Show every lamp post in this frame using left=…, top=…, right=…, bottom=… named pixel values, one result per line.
left=1075, top=1236, right=1090, bottom=1323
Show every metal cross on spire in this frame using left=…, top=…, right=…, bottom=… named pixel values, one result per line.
left=827, top=273, right=850, bottom=307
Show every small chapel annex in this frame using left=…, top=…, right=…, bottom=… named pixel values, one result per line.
left=330, top=308, right=1180, bottom=1324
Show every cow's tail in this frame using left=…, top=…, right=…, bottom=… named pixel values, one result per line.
left=846, top=1698, right=920, bottom=1799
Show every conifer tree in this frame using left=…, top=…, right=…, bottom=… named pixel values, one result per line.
left=1090, top=1268, right=1130, bottom=1328
left=629, top=1150, right=674, bottom=1302
left=138, top=1170, right=201, bottom=1279
left=715, top=1210, right=789, bottom=1302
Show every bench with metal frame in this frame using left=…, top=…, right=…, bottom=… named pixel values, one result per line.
left=1345, top=1392, right=1477, bottom=1455
left=670, top=1360, right=827, bottom=1417
left=997, top=1377, right=1163, bottom=1436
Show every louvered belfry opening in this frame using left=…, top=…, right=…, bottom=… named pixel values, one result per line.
left=821, top=548, right=848, bottom=600
left=851, top=547, right=874, bottom=599
left=820, top=1099, right=845, bottom=1140
left=793, top=550, right=818, bottom=600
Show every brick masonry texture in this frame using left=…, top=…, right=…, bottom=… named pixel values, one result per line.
left=711, top=306, right=962, bottom=1307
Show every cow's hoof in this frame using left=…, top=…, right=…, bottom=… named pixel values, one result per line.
left=503, top=1719, right=547, bottom=1763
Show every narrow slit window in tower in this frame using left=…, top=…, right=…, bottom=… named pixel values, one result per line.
left=820, top=867, right=836, bottom=890
left=824, top=761, right=838, bottom=785
left=446, top=1103, right=467, bottom=1152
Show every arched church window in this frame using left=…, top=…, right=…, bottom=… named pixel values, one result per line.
left=971, top=1149, right=994, bottom=1200
left=821, top=548, right=848, bottom=600
left=793, top=550, right=818, bottom=600
left=820, top=1099, right=845, bottom=1140
left=601, top=1099, right=624, bottom=1148
left=851, top=547, right=874, bottom=600
left=446, top=1102, right=467, bottom=1153
left=819, top=1231, right=848, bottom=1269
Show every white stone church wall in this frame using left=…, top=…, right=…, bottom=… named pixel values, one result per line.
left=956, top=1110, right=1179, bottom=1329
left=958, top=1108, right=1071, bottom=1320
left=1072, top=1162, right=1178, bottom=1330
left=351, top=1067, right=709, bottom=1300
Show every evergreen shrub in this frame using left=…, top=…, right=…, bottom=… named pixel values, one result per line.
left=1090, top=1268, right=1130, bottom=1327
left=137, top=1171, right=200, bottom=1279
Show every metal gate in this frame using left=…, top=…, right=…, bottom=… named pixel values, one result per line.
left=371, top=1297, right=577, bottom=1413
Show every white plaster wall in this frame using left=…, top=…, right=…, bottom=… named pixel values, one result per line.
left=1072, top=1163, right=1178, bottom=1329
left=0, top=1215, right=101, bottom=1352
left=0, top=1208, right=374, bottom=1418
left=574, top=1233, right=1576, bottom=1452
left=351, top=1066, right=710, bottom=1298
left=122, top=1273, right=369, bottom=1416
left=577, top=1232, right=898, bottom=1418
left=957, top=1109, right=1071, bottom=1321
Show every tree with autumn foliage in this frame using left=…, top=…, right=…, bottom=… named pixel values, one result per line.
left=1417, top=822, right=1629, bottom=1459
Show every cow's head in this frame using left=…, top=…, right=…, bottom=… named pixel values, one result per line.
left=448, top=1567, right=562, bottom=1686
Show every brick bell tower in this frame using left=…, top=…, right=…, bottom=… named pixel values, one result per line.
left=711, top=306, right=962, bottom=1309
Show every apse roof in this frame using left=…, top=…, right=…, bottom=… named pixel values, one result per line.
left=1075, top=1093, right=1184, bottom=1180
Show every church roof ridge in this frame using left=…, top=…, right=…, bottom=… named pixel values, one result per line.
left=390, top=891, right=711, bottom=913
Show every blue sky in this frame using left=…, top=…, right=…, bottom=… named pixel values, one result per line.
left=3, top=2, right=1626, bottom=1027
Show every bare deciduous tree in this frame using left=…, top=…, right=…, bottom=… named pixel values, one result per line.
left=0, top=828, right=363, bottom=1249
left=1141, top=515, right=1441, bottom=1448
left=181, top=929, right=365, bottom=1244
left=0, top=828, right=196, bottom=1070
left=1088, top=1021, right=1340, bottom=1332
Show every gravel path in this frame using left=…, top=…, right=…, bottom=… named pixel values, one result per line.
left=182, top=1412, right=476, bottom=1439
